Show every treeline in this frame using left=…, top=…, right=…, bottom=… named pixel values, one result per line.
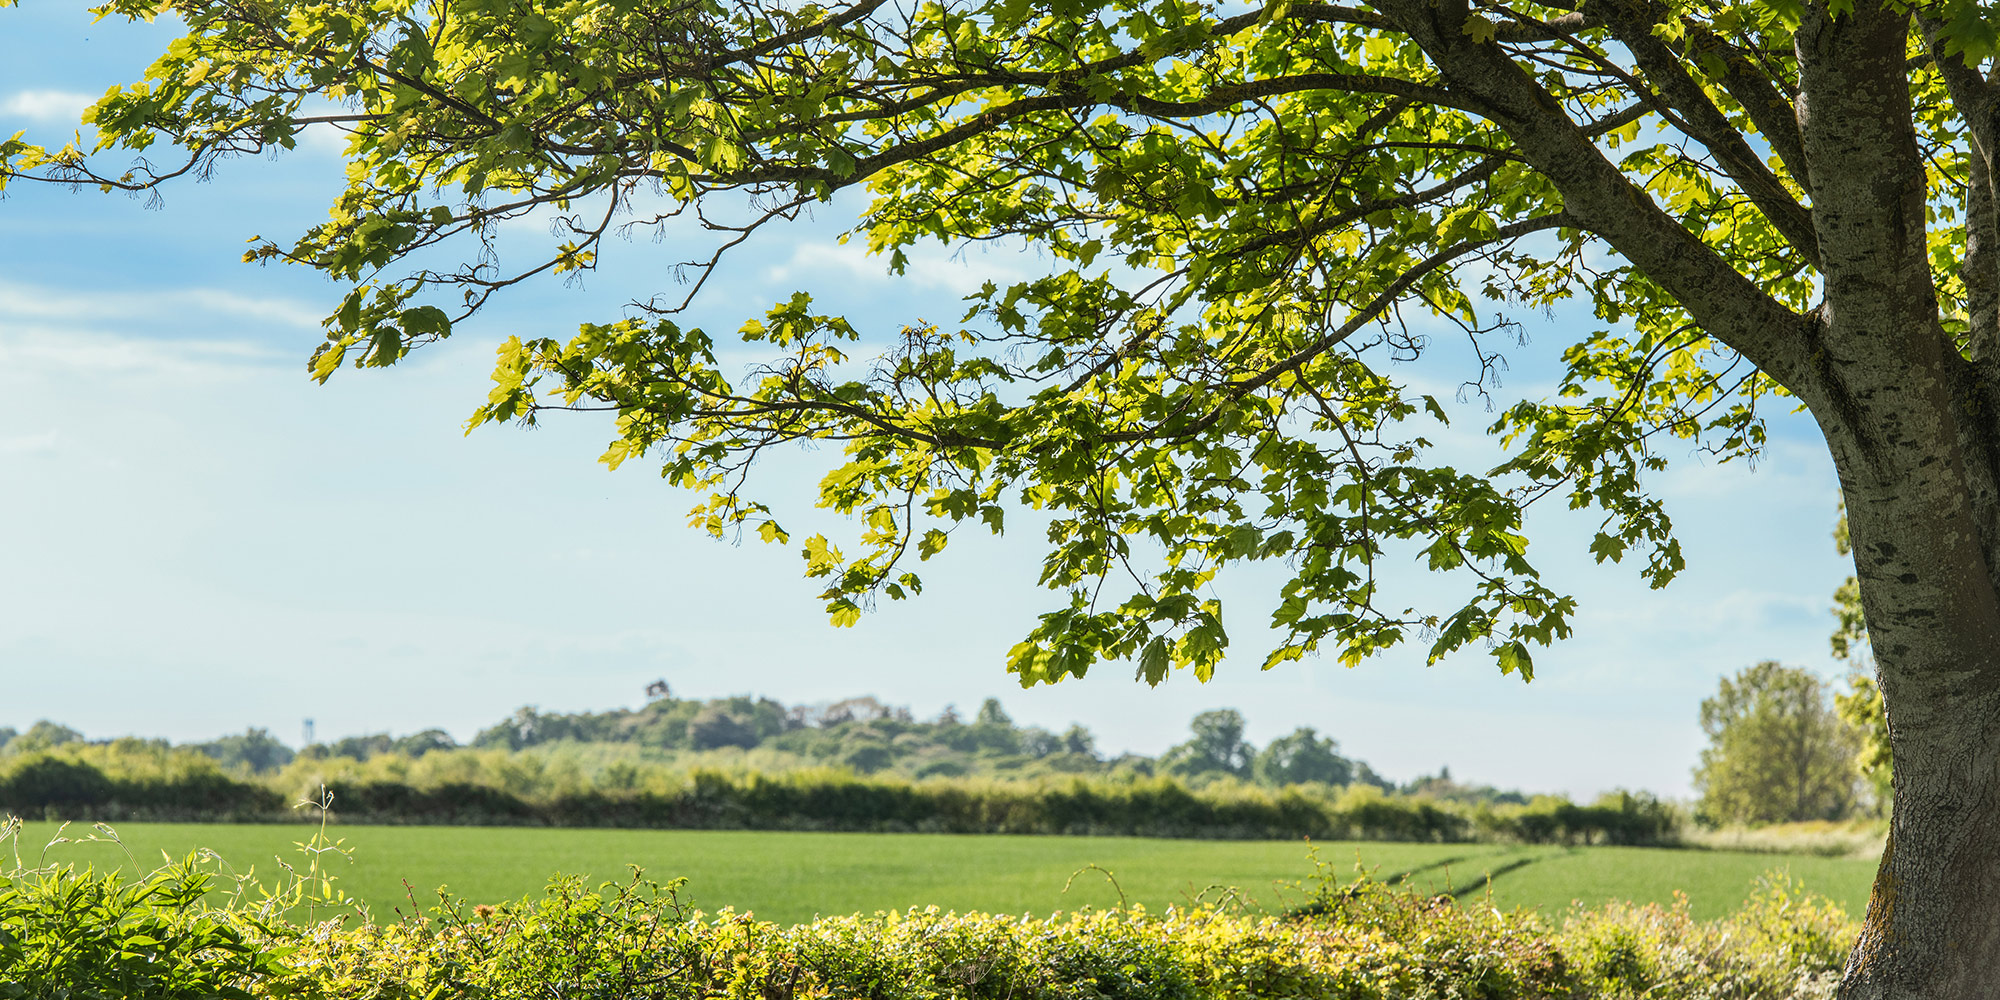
left=4, top=688, right=1508, bottom=798
left=0, top=744, right=1677, bottom=845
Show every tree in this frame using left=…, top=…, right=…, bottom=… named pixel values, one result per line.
left=973, top=699, right=1012, bottom=728
left=1694, top=661, right=1863, bottom=826
left=686, top=705, right=760, bottom=749
left=392, top=728, right=460, bottom=758
left=190, top=727, right=297, bottom=774
left=8, top=721, right=83, bottom=754
left=1161, top=709, right=1253, bottom=779
left=1253, top=726, right=1354, bottom=787
left=15, top=0, right=2000, bottom=987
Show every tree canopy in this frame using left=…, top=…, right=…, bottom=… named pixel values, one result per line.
left=1693, top=660, right=1864, bottom=825
left=2, top=0, right=1874, bottom=688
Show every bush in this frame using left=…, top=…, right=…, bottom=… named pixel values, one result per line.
left=0, top=853, right=287, bottom=998
left=1559, top=872, right=1852, bottom=999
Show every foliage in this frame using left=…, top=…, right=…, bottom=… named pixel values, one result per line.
left=1557, top=872, right=1853, bottom=999
left=0, top=0, right=1864, bottom=691
left=312, top=692, right=1400, bottom=793
left=0, top=820, right=290, bottom=999
left=1694, top=663, right=1864, bottom=826
left=1159, top=710, right=1254, bottom=780
left=280, top=864, right=1587, bottom=1000
left=1399, top=766, right=1529, bottom=806
left=1252, top=727, right=1355, bottom=787
left=190, top=729, right=297, bottom=775
left=1829, top=508, right=1891, bottom=809
left=4, top=722, right=82, bottom=756
left=0, top=820, right=1860, bottom=1000
left=1832, top=677, right=1891, bottom=810
left=302, top=729, right=459, bottom=763
left=0, top=746, right=1676, bottom=845
left=1828, top=509, right=1870, bottom=665
left=0, top=748, right=283, bottom=823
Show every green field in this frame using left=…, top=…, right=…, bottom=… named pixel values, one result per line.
left=3, top=822, right=1878, bottom=924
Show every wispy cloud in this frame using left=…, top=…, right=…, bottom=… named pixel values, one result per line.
left=0, top=281, right=326, bottom=331
left=766, top=240, right=1029, bottom=298
left=0, top=430, right=59, bottom=456
left=0, top=324, right=287, bottom=378
left=0, top=280, right=323, bottom=378
left=1, top=90, right=94, bottom=124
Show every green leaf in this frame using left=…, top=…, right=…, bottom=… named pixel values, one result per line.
left=1496, top=640, right=1535, bottom=682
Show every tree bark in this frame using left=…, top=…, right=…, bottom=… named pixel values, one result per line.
left=1769, top=0, right=2000, bottom=994
left=1834, top=441, right=2000, bottom=997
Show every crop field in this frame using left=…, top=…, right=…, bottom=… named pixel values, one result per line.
left=3, top=822, right=1878, bottom=925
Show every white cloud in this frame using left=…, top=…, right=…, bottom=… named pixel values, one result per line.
left=0, top=324, right=285, bottom=378
left=0, top=430, right=58, bottom=456
left=767, top=240, right=1028, bottom=298
left=0, top=281, right=325, bottom=331
left=1, top=90, right=94, bottom=124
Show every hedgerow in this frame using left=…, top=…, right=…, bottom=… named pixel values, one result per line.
left=0, top=749, right=1679, bottom=845
left=0, top=819, right=1854, bottom=999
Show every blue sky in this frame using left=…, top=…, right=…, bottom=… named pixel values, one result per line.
left=0, top=2, right=1854, bottom=799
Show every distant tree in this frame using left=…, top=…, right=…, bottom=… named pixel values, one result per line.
left=1019, top=727, right=1060, bottom=758
left=393, top=729, right=458, bottom=758
left=687, top=706, right=760, bottom=750
left=1107, top=754, right=1157, bottom=779
left=842, top=742, right=895, bottom=774
left=190, top=728, right=296, bottom=774
left=10, top=721, right=83, bottom=754
left=326, top=733, right=397, bottom=760
left=474, top=708, right=548, bottom=751
left=808, top=696, right=893, bottom=728
left=935, top=704, right=962, bottom=727
left=1399, top=766, right=1529, bottom=805
left=1349, top=761, right=1394, bottom=792
left=974, top=699, right=1012, bottom=727
left=1252, top=727, right=1353, bottom=787
left=1061, top=724, right=1097, bottom=758
left=0, top=727, right=16, bottom=753
left=1161, top=710, right=1253, bottom=780
left=1695, top=661, right=1864, bottom=825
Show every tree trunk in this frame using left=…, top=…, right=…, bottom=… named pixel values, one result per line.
left=1836, top=456, right=2000, bottom=996
left=1826, top=335, right=2000, bottom=997
left=1781, top=0, right=2000, bottom=992
left=1815, top=168, right=2000, bottom=996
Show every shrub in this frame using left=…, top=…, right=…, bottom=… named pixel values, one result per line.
left=0, top=845, right=288, bottom=998
left=1558, top=871, right=1852, bottom=999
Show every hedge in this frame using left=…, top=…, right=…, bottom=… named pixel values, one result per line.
left=0, top=753, right=1679, bottom=845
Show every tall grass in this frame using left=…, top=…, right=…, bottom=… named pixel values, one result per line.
left=1683, top=819, right=1888, bottom=859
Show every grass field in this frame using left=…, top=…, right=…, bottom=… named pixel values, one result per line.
left=2, top=821, right=1878, bottom=925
